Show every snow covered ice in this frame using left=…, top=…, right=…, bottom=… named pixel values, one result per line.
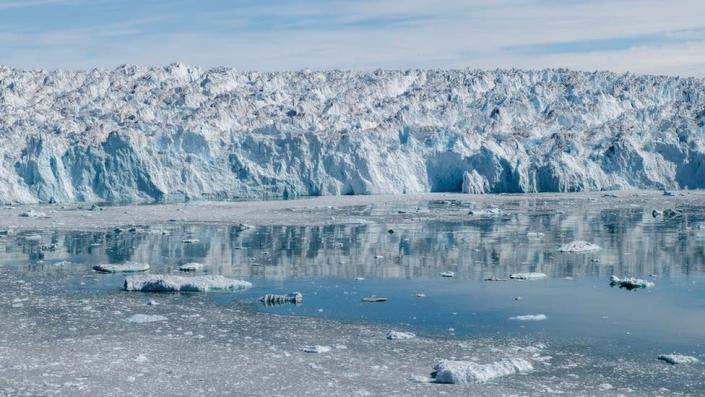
left=4, top=67, right=705, bottom=204
left=93, top=262, right=150, bottom=273
left=658, top=354, right=699, bottom=365
left=557, top=241, right=601, bottom=252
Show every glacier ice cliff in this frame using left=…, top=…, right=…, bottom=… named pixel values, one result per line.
left=2, top=64, right=705, bottom=203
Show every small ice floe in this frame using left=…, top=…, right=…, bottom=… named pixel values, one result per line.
left=19, top=209, right=46, bottom=218
left=416, top=293, right=426, bottom=298
left=509, top=272, right=547, bottom=280
left=527, top=232, right=544, bottom=239
left=653, top=208, right=681, bottom=218
left=509, top=314, right=547, bottom=321
left=52, top=260, right=72, bottom=266
left=431, top=358, right=533, bottom=384
left=125, top=314, right=167, bottom=323
left=354, top=277, right=365, bottom=281
left=300, top=345, right=331, bottom=354
left=146, top=299, right=159, bottom=306
left=609, top=275, right=655, bottom=290
left=235, top=223, right=253, bottom=231
left=468, top=208, right=502, bottom=216
left=440, top=271, right=455, bottom=278
left=484, top=276, right=507, bottom=281
left=178, top=262, right=204, bottom=272
left=657, top=354, right=699, bottom=365
left=182, top=238, right=199, bottom=244
left=259, top=292, right=303, bottom=305
left=23, top=234, right=42, bottom=241
left=386, top=330, right=416, bottom=340
left=557, top=240, right=601, bottom=252
left=124, top=275, right=252, bottom=292
left=361, top=296, right=388, bottom=303
left=93, top=262, right=150, bottom=273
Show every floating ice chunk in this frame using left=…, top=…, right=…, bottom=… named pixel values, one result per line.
left=178, top=262, right=204, bottom=272
left=484, top=276, right=508, bottom=281
left=300, top=345, right=331, bottom=354
left=93, top=262, right=150, bottom=273
left=440, top=271, right=455, bottom=278
left=259, top=292, right=303, bottom=305
left=557, top=241, right=601, bottom=252
left=182, top=238, right=200, bottom=244
left=386, top=330, right=416, bottom=340
left=416, top=293, right=426, bottom=298
left=657, top=354, right=699, bottom=365
left=468, top=208, right=502, bottom=216
left=509, top=272, right=547, bottom=280
left=609, top=275, right=655, bottom=290
left=597, top=383, right=614, bottom=391
left=431, top=358, right=534, bottom=384
left=125, top=314, right=167, bottom=323
left=653, top=208, right=681, bottom=218
left=19, top=209, right=46, bottom=218
left=124, top=274, right=252, bottom=292
left=361, top=296, right=388, bottom=303
left=527, top=232, right=544, bottom=239
left=354, top=277, right=365, bottom=281
left=235, top=223, right=253, bottom=231
left=509, top=314, right=547, bottom=321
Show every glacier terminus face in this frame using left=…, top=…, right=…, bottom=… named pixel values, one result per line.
left=2, top=64, right=704, bottom=203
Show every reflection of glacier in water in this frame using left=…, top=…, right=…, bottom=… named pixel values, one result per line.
left=6, top=199, right=705, bottom=350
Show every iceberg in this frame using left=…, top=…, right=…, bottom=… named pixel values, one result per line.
left=509, top=272, right=547, bottom=280
left=657, top=354, right=699, bottom=365
left=386, top=330, right=416, bottom=340
left=124, top=274, right=252, bottom=292
left=178, top=262, right=204, bottom=271
left=259, top=292, right=303, bottom=305
left=509, top=314, right=547, bottom=321
left=609, top=275, right=655, bottom=290
left=93, top=262, right=150, bottom=273
left=557, top=241, right=601, bottom=252
left=4, top=66, right=705, bottom=205
left=431, top=358, right=534, bottom=384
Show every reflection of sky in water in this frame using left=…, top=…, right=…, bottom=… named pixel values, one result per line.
left=3, top=200, right=705, bottom=358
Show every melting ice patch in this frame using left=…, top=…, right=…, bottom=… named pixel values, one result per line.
left=124, top=275, right=252, bottom=292
left=431, top=358, right=534, bottom=384
left=609, top=275, right=655, bottom=290
left=509, top=272, right=547, bottom=280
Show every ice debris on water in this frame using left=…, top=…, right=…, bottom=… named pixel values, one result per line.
left=300, top=345, right=331, bottom=354
left=657, top=354, right=699, bottom=365
left=182, top=238, right=199, bottom=244
left=431, top=358, right=534, bottom=384
left=361, top=296, right=388, bottom=303
left=259, top=292, right=303, bottom=305
left=609, top=275, right=655, bottom=290
left=440, top=271, right=455, bottom=278
left=557, top=240, right=601, bottom=252
left=509, top=272, right=547, bottom=280
left=527, top=232, right=544, bottom=239
left=19, top=209, right=46, bottom=218
left=124, top=274, right=252, bottom=292
left=653, top=208, right=681, bottom=218
left=468, top=208, right=502, bottom=216
left=93, top=262, right=150, bottom=273
left=178, top=262, right=204, bottom=272
left=386, top=330, right=416, bottom=340
left=509, top=314, right=547, bottom=321
left=125, top=314, right=168, bottom=323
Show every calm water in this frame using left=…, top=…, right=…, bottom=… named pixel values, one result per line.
left=4, top=199, right=705, bottom=360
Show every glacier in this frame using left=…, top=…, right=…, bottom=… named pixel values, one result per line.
left=2, top=64, right=705, bottom=204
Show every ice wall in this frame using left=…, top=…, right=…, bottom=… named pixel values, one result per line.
left=1, top=64, right=704, bottom=203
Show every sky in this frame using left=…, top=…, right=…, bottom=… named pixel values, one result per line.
left=1, top=0, right=705, bottom=76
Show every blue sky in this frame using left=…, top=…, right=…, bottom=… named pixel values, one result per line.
left=1, top=0, right=705, bottom=76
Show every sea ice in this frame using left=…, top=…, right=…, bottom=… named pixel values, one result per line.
left=300, top=345, right=332, bottom=354
left=178, top=262, right=204, bottom=271
left=124, top=275, right=252, bottom=292
left=259, top=292, right=303, bottom=305
left=440, top=271, right=455, bottom=277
